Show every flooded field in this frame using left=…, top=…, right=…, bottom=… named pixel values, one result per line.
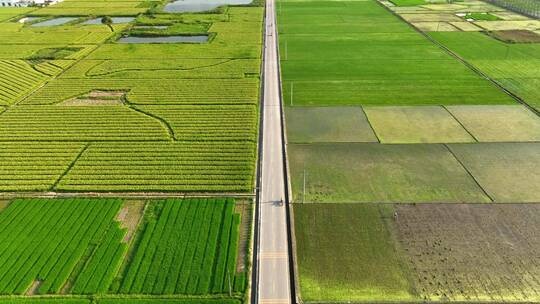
left=31, top=17, right=77, bottom=27
left=117, top=35, right=208, bottom=43
left=164, top=0, right=252, bottom=12
left=82, top=17, right=135, bottom=25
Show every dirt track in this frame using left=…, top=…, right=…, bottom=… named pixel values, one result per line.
left=394, top=204, right=540, bottom=302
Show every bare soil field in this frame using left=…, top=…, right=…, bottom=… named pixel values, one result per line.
left=488, top=30, right=540, bottom=43
left=116, top=200, right=146, bottom=243
left=394, top=203, right=540, bottom=302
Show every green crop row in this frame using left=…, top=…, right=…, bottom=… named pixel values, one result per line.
left=72, top=225, right=127, bottom=294
left=118, top=199, right=244, bottom=295
left=0, top=198, right=122, bottom=295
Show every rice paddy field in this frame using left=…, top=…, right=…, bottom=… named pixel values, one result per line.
left=294, top=203, right=540, bottom=302
left=281, top=0, right=540, bottom=302
left=0, top=0, right=263, bottom=193
left=0, top=0, right=259, bottom=302
left=0, top=198, right=248, bottom=303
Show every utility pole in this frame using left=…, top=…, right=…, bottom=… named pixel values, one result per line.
left=303, top=165, right=306, bottom=203
left=284, top=40, right=287, bottom=61
left=290, top=82, right=294, bottom=106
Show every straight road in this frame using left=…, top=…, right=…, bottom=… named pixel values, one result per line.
left=256, top=0, right=292, bottom=301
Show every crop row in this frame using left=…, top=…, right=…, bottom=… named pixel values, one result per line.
left=23, top=78, right=259, bottom=105
left=61, top=59, right=260, bottom=79
left=0, top=143, right=86, bottom=192
left=0, top=106, right=170, bottom=141
left=0, top=141, right=255, bottom=192
left=58, top=142, right=255, bottom=192
left=0, top=198, right=122, bottom=295
left=71, top=225, right=127, bottom=294
left=117, top=198, right=244, bottom=295
left=0, top=60, right=48, bottom=105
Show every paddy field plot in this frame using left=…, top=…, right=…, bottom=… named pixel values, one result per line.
left=278, top=0, right=514, bottom=106
left=446, top=105, right=540, bottom=142
left=448, top=143, right=540, bottom=202
left=395, top=203, right=540, bottom=302
left=288, top=143, right=489, bottom=203
left=429, top=31, right=540, bottom=112
left=284, top=107, right=377, bottom=143
left=363, top=106, right=474, bottom=143
left=0, top=198, right=246, bottom=298
left=293, top=203, right=414, bottom=302
left=294, top=203, right=540, bottom=303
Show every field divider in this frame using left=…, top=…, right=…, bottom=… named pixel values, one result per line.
left=50, top=143, right=91, bottom=192
left=127, top=105, right=177, bottom=141
left=443, top=144, right=494, bottom=203
left=441, top=105, right=480, bottom=143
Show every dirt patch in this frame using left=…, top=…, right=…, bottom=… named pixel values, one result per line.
left=61, top=90, right=126, bottom=106
left=25, top=280, right=43, bottom=295
left=489, top=30, right=540, bottom=43
left=116, top=200, right=146, bottom=243
left=235, top=201, right=251, bottom=273
left=395, top=203, right=540, bottom=302
left=0, top=200, right=10, bottom=212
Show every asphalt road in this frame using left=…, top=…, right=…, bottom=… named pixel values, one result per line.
left=256, top=0, right=291, bottom=301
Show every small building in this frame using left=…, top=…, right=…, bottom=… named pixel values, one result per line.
left=1, top=0, right=61, bottom=7
left=1, top=0, right=30, bottom=7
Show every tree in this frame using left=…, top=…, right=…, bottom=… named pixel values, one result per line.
left=101, top=16, right=114, bottom=31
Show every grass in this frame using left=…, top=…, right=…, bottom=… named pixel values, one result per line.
left=448, top=143, right=540, bottom=202
left=284, top=107, right=378, bottom=143
left=446, top=105, right=540, bottom=142
left=278, top=0, right=515, bottom=106
left=363, top=106, right=474, bottom=143
left=288, top=143, right=490, bottom=203
left=294, top=203, right=414, bottom=302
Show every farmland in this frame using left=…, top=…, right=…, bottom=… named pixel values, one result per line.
left=281, top=0, right=540, bottom=302
left=0, top=0, right=263, bottom=193
left=0, top=198, right=247, bottom=302
left=277, top=0, right=514, bottom=106
left=294, top=203, right=540, bottom=302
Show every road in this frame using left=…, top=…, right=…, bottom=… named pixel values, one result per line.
left=256, top=0, right=292, bottom=301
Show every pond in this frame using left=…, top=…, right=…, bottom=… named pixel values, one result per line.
left=164, top=0, right=253, bottom=13
left=31, top=17, right=77, bottom=27
left=18, top=17, right=40, bottom=23
left=82, top=17, right=135, bottom=25
left=117, top=35, right=209, bottom=43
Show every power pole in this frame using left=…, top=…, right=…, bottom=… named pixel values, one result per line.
left=303, top=166, right=306, bottom=203
left=290, top=82, right=294, bottom=106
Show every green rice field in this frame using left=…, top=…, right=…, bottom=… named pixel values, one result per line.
left=0, top=198, right=246, bottom=301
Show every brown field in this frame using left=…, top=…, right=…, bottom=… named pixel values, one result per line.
left=394, top=203, right=540, bottom=302
left=489, top=30, right=540, bottom=43
left=116, top=200, right=146, bottom=243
